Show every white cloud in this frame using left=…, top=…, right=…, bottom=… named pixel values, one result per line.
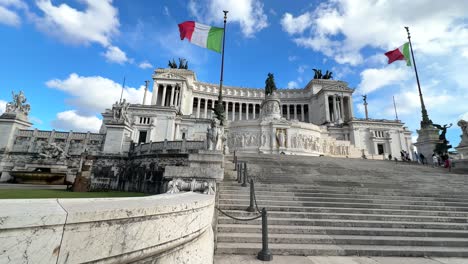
left=357, top=67, right=410, bottom=95
left=103, top=45, right=129, bottom=64
left=188, top=0, right=268, bottom=37
left=284, top=0, right=468, bottom=65
left=0, top=99, right=6, bottom=114
left=0, top=0, right=26, bottom=26
left=163, top=6, right=170, bottom=16
left=287, top=81, right=298, bottom=89
left=51, top=110, right=101, bottom=132
left=138, top=61, right=153, bottom=69
left=297, top=65, right=308, bottom=73
left=45, top=73, right=151, bottom=114
left=288, top=55, right=298, bottom=62
left=34, top=0, right=119, bottom=46
left=0, top=6, right=20, bottom=26
left=280, top=12, right=312, bottom=35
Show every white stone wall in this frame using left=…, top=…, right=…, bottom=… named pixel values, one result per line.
left=350, top=120, right=413, bottom=160
left=0, top=192, right=215, bottom=264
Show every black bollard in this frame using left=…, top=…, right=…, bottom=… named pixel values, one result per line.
left=241, top=162, right=248, bottom=187
left=257, top=208, right=273, bottom=261
left=234, top=151, right=237, bottom=170
left=237, top=163, right=242, bottom=183
left=246, top=178, right=256, bottom=212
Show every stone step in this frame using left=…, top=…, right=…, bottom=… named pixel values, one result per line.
left=215, top=242, right=468, bottom=257
left=219, top=194, right=468, bottom=207
left=219, top=185, right=468, bottom=198
left=217, top=224, right=468, bottom=237
left=218, top=199, right=468, bottom=212
left=217, top=233, right=468, bottom=247
left=218, top=204, right=468, bottom=218
left=217, top=216, right=468, bottom=230
left=218, top=209, right=468, bottom=223
left=219, top=191, right=468, bottom=203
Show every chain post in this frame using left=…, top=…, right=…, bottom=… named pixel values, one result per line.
left=246, top=178, right=256, bottom=212
left=241, top=162, right=248, bottom=187
left=257, top=208, right=273, bottom=261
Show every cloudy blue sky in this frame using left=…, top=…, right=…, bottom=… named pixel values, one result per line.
left=0, top=0, right=467, bottom=148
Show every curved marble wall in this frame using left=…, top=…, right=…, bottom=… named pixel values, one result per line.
left=0, top=192, right=214, bottom=263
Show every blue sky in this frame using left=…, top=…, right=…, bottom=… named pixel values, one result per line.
left=0, top=0, right=467, bottom=149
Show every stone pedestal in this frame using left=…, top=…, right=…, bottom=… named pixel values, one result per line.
left=0, top=113, right=32, bottom=151
left=102, top=123, right=133, bottom=154
left=414, top=126, right=439, bottom=162
left=260, top=93, right=282, bottom=121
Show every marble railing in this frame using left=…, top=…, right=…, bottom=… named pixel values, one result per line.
left=132, top=139, right=206, bottom=154
left=0, top=192, right=215, bottom=263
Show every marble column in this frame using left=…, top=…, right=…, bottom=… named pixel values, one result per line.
left=161, top=85, right=167, bottom=107
left=294, top=104, right=298, bottom=120
left=301, top=104, right=305, bottom=122
left=287, top=104, right=290, bottom=120
left=325, top=95, right=330, bottom=122
left=239, top=103, right=243, bottom=121
left=169, top=85, right=175, bottom=106
left=175, top=88, right=180, bottom=107
left=225, top=101, right=229, bottom=120
left=196, top=97, right=201, bottom=118
left=232, top=102, right=235, bottom=121
left=151, top=83, right=159, bottom=105
left=253, top=104, right=256, bottom=119
left=204, top=98, right=208, bottom=118
left=340, top=96, right=345, bottom=121
left=332, top=95, right=337, bottom=121
left=246, top=104, right=249, bottom=120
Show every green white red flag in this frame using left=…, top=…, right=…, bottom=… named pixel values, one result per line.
left=178, top=21, right=224, bottom=53
left=385, top=42, right=411, bottom=66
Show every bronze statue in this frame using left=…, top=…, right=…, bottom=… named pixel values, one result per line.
left=178, top=58, right=188, bottom=69
left=265, top=73, right=277, bottom=96
left=312, top=69, right=322, bottom=79
left=313, top=69, right=333, bottom=79
left=362, top=95, right=367, bottom=104
left=433, top=123, right=452, bottom=141
left=168, top=59, right=177, bottom=68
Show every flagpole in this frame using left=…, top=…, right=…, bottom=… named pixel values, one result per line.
left=404, top=26, right=431, bottom=128
left=119, top=76, right=126, bottom=103
left=393, top=96, right=399, bottom=121
left=215, top=10, right=228, bottom=126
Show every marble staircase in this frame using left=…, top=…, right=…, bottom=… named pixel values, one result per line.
left=215, top=154, right=468, bottom=257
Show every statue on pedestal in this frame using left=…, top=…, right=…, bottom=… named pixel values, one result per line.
left=457, top=120, right=468, bottom=147
left=276, top=129, right=286, bottom=148
left=5, top=91, right=30, bottom=116
left=207, top=119, right=224, bottom=151
left=111, top=99, right=130, bottom=123
left=265, top=73, right=277, bottom=96
left=433, top=123, right=452, bottom=154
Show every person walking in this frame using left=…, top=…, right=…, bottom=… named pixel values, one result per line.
left=432, top=153, right=438, bottom=168
left=419, top=153, right=425, bottom=165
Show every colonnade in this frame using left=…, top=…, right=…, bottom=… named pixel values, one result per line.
left=281, top=104, right=309, bottom=122
left=192, top=98, right=261, bottom=120
left=325, top=94, right=351, bottom=123
left=192, top=97, right=309, bottom=122
left=151, top=84, right=182, bottom=107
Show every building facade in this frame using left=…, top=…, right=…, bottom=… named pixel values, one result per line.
left=0, top=68, right=413, bottom=184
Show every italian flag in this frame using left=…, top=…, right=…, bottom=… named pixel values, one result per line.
left=384, top=42, right=411, bottom=66
left=178, top=21, right=224, bottom=53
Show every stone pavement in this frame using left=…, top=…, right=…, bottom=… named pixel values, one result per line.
left=215, top=255, right=468, bottom=264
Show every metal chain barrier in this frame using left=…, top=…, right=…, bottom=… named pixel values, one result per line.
left=220, top=155, right=272, bottom=261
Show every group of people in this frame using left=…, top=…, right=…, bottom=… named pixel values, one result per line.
left=399, top=150, right=411, bottom=161
left=431, top=152, right=452, bottom=168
